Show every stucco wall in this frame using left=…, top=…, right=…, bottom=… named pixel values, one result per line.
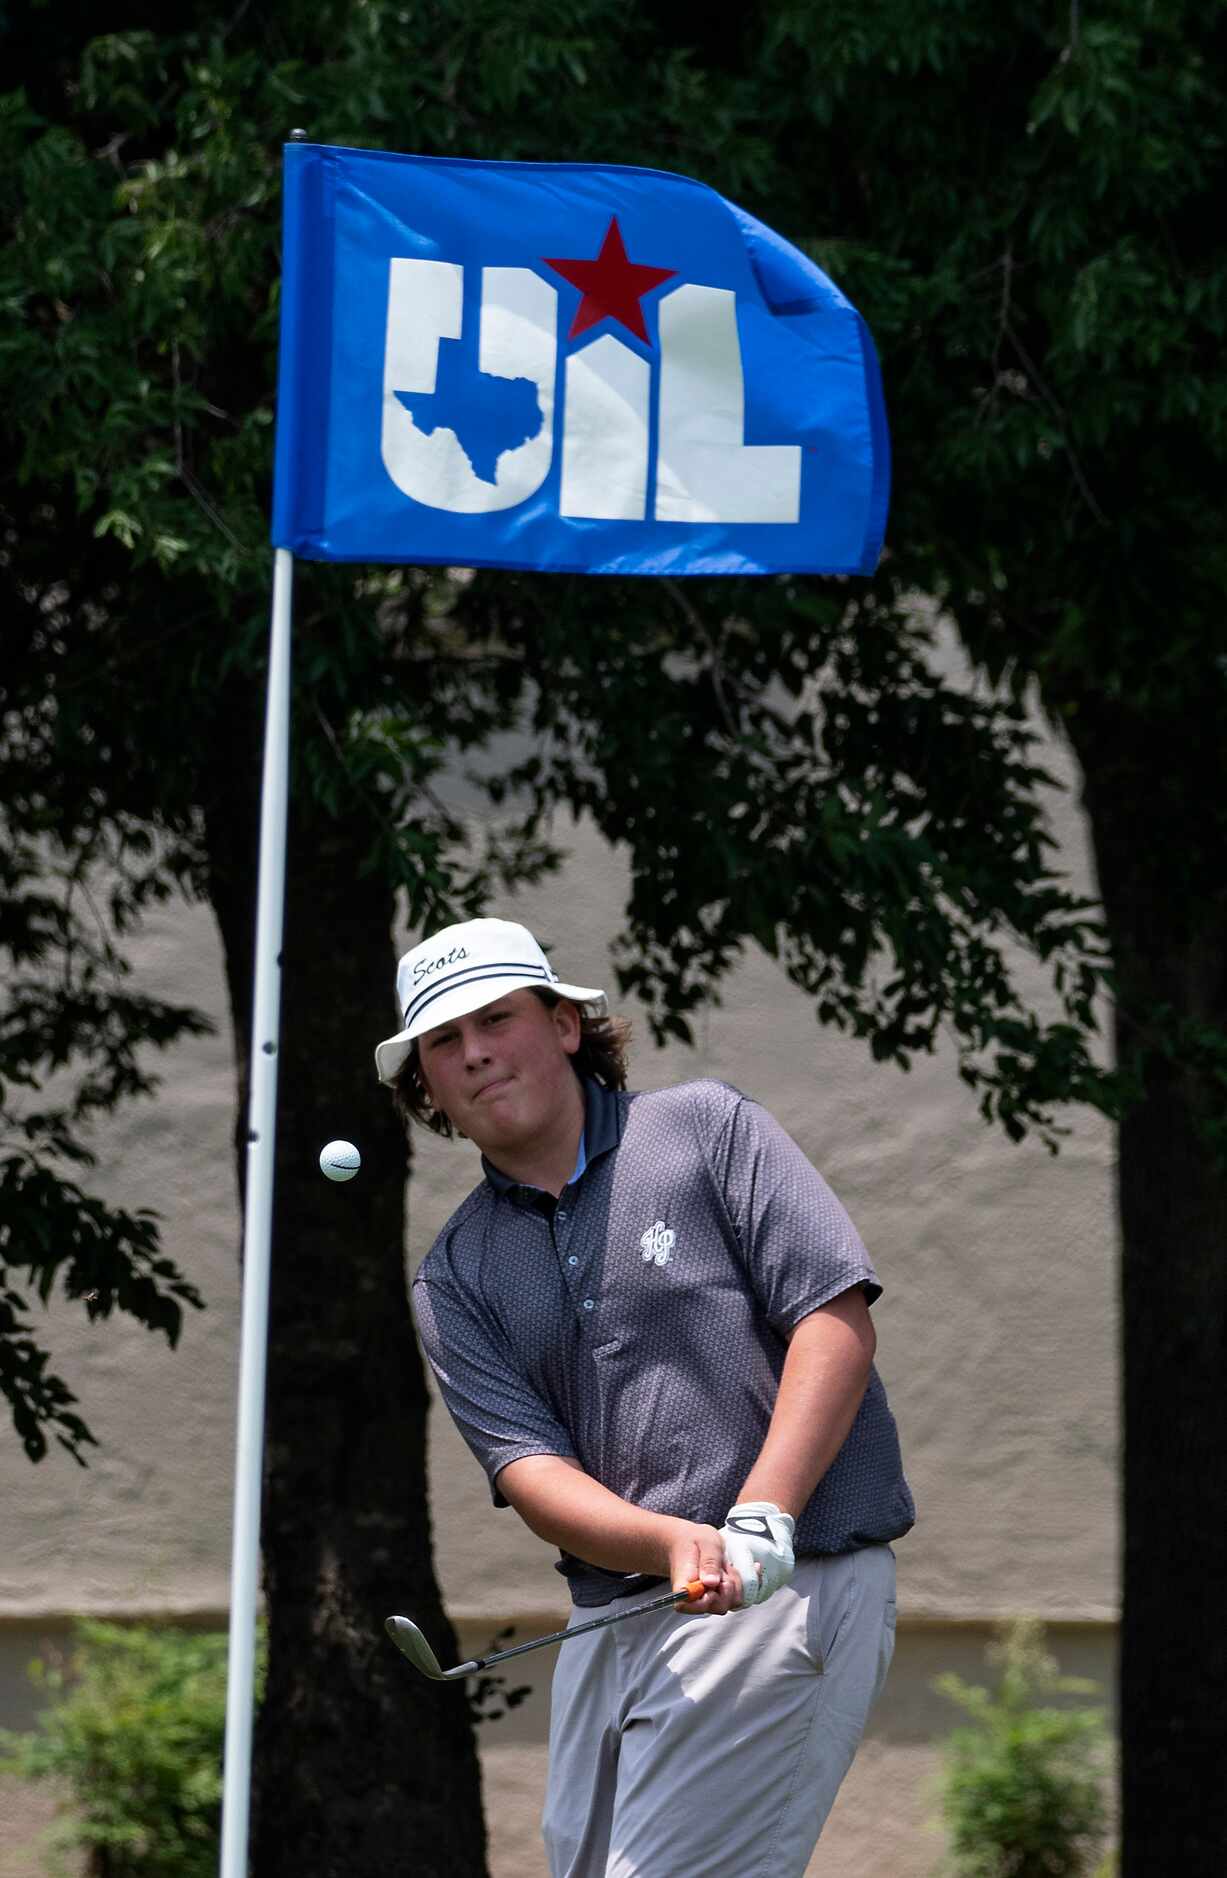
left=0, top=718, right=1118, bottom=1871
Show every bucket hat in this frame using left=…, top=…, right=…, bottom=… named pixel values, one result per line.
left=375, top=917, right=607, bottom=1084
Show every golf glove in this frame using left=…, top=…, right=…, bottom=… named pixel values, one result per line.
left=719, top=1501, right=796, bottom=1607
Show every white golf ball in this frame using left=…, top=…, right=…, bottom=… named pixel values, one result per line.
left=319, top=1139, right=361, bottom=1182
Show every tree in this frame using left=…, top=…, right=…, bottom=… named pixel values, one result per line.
left=719, top=4, right=1225, bottom=1869
left=5, top=2, right=1216, bottom=1872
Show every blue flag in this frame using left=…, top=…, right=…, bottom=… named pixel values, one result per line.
left=272, top=143, right=890, bottom=576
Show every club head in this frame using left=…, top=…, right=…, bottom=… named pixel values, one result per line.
left=385, top=1614, right=473, bottom=1682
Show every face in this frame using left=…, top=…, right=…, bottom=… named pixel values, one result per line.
left=417, top=989, right=582, bottom=1155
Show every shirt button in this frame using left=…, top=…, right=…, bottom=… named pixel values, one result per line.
left=556, top=1211, right=568, bottom=1225
left=582, top=1298, right=595, bottom=1311
left=568, top=1255, right=579, bottom=1266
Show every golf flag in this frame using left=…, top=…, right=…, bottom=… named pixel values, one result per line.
left=226, top=141, right=893, bottom=1878
left=272, top=143, right=890, bottom=576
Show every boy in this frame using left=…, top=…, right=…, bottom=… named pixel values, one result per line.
left=378, top=916, right=913, bottom=1877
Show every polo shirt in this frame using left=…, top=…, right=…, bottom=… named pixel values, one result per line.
left=412, top=1077, right=914, bottom=1606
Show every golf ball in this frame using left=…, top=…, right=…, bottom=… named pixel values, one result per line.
left=319, top=1139, right=361, bottom=1182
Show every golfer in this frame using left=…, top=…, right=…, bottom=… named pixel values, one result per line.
left=378, top=917, right=914, bottom=1878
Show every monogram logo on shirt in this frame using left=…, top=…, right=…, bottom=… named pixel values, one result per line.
left=640, top=1220, right=676, bottom=1268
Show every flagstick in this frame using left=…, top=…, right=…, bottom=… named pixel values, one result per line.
left=219, top=545, right=295, bottom=1878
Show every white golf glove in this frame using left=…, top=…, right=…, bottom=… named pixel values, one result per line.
left=719, top=1501, right=796, bottom=1607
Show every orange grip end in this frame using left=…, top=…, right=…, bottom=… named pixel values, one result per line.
left=680, top=1578, right=705, bottom=1601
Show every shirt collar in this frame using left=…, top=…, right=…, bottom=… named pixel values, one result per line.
left=481, top=1077, right=623, bottom=1195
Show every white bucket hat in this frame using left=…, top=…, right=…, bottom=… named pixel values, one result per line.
left=375, top=917, right=607, bottom=1085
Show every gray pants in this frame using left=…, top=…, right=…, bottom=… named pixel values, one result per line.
left=543, top=1545, right=897, bottom=1878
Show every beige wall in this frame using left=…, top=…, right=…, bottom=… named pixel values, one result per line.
left=0, top=721, right=1118, bottom=1871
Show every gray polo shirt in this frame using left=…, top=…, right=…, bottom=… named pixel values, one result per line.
left=412, top=1077, right=914, bottom=1606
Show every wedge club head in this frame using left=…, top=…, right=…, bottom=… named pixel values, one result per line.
left=385, top=1615, right=478, bottom=1682
left=385, top=1579, right=706, bottom=1684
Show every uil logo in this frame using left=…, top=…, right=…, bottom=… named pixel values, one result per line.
left=640, top=1221, right=676, bottom=1269
left=381, top=216, right=801, bottom=526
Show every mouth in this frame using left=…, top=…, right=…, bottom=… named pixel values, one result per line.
left=473, top=1075, right=513, bottom=1102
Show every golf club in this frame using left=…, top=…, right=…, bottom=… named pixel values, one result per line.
left=385, top=1578, right=707, bottom=1683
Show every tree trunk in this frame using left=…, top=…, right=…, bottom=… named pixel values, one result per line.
left=1073, top=709, right=1227, bottom=1874
left=204, top=674, right=488, bottom=1877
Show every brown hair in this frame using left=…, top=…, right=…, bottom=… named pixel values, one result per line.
left=390, top=988, right=631, bottom=1140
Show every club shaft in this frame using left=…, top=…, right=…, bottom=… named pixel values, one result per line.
left=467, top=1585, right=690, bottom=1672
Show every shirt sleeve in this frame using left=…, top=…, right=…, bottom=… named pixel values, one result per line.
left=412, top=1269, right=577, bottom=1504
left=709, top=1092, right=881, bottom=1332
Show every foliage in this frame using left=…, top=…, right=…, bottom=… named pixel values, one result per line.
left=0, top=0, right=1140, bottom=1463
left=933, top=1619, right=1112, bottom=1878
left=0, top=1619, right=257, bottom=1877
left=748, top=0, right=1227, bottom=1109
left=0, top=790, right=208, bottom=1462
left=466, top=1628, right=531, bottom=1725
left=2, top=4, right=1123, bottom=1076
left=463, top=573, right=1116, bottom=1142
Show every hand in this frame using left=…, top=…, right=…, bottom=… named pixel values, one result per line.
left=663, top=1520, right=742, bottom=1615
left=718, top=1502, right=796, bottom=1607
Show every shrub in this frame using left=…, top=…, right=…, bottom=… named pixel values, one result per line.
left=0, top=1619, right=252, bottom=1877
left=933, top=1617, right=1113, bottom=1877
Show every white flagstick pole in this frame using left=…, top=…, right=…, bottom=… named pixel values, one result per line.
left=219, top=545, right=295, bottom=1878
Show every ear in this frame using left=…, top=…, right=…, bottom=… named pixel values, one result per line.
left=413, top=1047, right=448, bottom=1123
left=551, top=997, right=582, bottom=1056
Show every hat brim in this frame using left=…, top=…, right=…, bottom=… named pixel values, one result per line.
left=374, top=978, right=608, bottom=1085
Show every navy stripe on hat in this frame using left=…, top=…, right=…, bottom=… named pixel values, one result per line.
left=402, top=958, right=557, bottom=1031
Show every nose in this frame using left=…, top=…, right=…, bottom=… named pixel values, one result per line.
left=460, top=1024, right=491, bottom=1069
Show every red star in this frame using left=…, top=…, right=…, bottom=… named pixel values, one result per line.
left=545, top=217, right=676, bottom=344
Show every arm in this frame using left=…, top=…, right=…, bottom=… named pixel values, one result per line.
left=737, top=1284, right=877, bottom=1517
left=497, top=1287, right=875, bottom=1613
left=712, top=1095, right=880, bottom=1519
left=712, top=1286, right=877, bottom=1605
left=497, top=1456, right=742, bottom=1613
